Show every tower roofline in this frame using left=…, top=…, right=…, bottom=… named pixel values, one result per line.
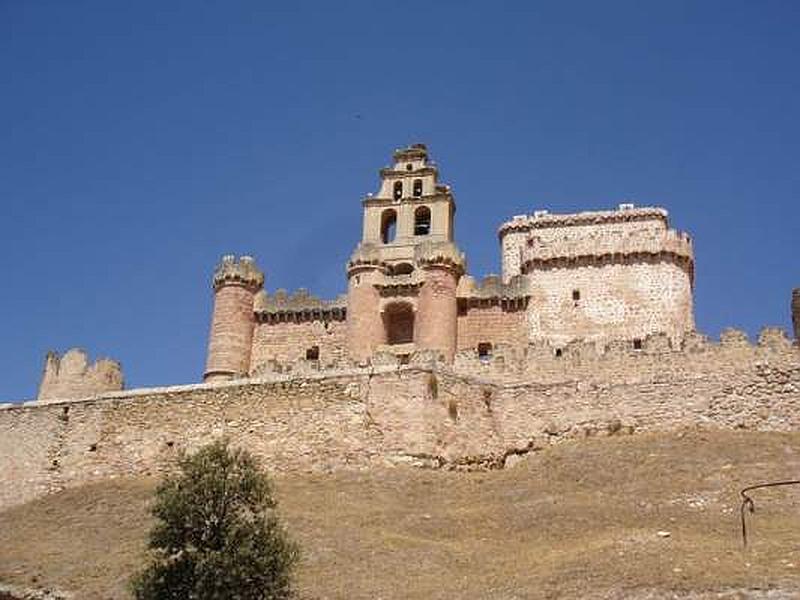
left=498, top=205, right=669, bottom=239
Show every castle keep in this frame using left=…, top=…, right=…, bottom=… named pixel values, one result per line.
left=1, top=143, right=797, bottom=513
left=205, top=144, right=696, bottom=381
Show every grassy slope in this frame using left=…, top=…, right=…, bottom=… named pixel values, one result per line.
left=2, top=430, right=800, bottom=599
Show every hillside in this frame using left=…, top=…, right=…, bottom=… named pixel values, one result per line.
left=1, top=430, right=800, bottom=599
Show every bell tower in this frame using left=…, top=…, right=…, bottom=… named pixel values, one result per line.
left=346, top=144, right=465, bottom=363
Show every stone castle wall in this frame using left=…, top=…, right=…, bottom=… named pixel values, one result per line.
left=37, top=349, right=123, bottom=402
left=456, top=304, right=528, bottom=352
left=250, top=318, right=347, bottom=372
left=525, top=260, right=694, bottom=347
left=2, top=330, right=798, bottom=512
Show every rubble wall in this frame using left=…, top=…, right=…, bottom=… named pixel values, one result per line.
left=1, top=330, right=798, bottom=511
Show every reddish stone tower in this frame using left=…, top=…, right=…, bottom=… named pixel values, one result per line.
left=347, top=144, right=465, bottom=363
left=792, top=288, right=800, bottom=341
left=415, top=242, right=465, bottom=362
left=204, top=255, right=264, bottom=382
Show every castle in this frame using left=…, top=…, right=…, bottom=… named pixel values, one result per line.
left=3, top=144, right=799, bottom=513
left=203, top=143, right=696, bottom=383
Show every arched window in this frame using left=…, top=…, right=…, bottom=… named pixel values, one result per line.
left=393, top=181, right=403, bottom=200
left=414, top=206, right=431, bottom=236
left=381, top=209, right=397, bottom=244
left=393, top=263, right=414, bottom=275
left=413, top=179, right=423, bottom=197
left=384, top=302, right=414, bottom=345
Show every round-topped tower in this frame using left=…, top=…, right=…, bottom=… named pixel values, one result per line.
left=204, top=255, right=264, bottom=382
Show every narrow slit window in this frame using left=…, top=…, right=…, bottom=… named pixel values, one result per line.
left=413, top=179, right=423, bottom=197
left=633, top=338, right=643, bottom=350
left=572, top=289, right=581, bottom=301
left=393, top=181, right=403, bottom=200
left=555, top=348, right=563, bottom=358
left=306, top=346, right=320, bottom=360
left=477, top=342, right=492, bottom=362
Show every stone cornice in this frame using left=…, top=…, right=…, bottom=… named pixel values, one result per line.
left=212, top=255, right=265, bottom=292
left=362, top=191, right=451, bottom=207
left=379, top=166, right=437, bottom=179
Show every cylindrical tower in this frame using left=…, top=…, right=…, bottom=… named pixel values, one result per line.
left=346, top=247, right=387, bottom=363
left=204, top=255, right=264, bottom=382
left=414, top=242, right=465, bottom=363
left=792, top=288, right=800, bottom=341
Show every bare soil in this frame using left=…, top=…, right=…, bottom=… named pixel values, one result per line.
left=2, top=430, right=800, bottom=599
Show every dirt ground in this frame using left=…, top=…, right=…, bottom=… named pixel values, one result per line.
left=2, top=429, right=800, bottom=599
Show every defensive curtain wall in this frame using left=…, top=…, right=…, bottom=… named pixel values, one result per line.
left=1, top=325, right=798, bottom=512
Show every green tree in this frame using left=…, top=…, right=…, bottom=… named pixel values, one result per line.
left=131, top=439, right=299, bottom=600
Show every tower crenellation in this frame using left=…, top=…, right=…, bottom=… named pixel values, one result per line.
left=204, top=254, right=264, bottom=382
left=212, top=254, right=265, bottom=291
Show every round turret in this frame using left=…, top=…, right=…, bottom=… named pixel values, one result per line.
left=204, top=255, right=264, bottom=382
left=346, top=245, right=388, bottom=363
left=414, top=242, right=466, bottom=363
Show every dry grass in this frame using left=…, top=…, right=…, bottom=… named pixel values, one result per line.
left=2, top=430, right=800, bottom=599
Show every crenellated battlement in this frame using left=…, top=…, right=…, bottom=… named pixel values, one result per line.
left=453, top=326, right=798, bottom=384
left=458, top=274, right=530, bottom=300
left=254, top=289, right=347, bottom=321
left=212, top=255, right=265, bottom=291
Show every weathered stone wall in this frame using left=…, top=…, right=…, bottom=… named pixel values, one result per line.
left=456, top=304, right=527, bottom=352
left=37, top=349, right=123, bottom=402
left=2, top=329, right=798, bottom=511
left=250, top=318, right=347, bottom=371
left=525, top=260, right=694, bottom=347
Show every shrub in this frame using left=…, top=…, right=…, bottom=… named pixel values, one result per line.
left=131, top=440, right=299, bottom=600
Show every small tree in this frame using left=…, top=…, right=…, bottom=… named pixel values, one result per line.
left=131, top=439, right=299, bottom=600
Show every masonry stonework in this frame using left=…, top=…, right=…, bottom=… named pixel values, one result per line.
left=3, top=330, right=799, bottom=511
left=5, top=143, right=798, bottom=511
left=204, top=255, right=264, bottom=382
left=37, top=349, right=123, bottom=402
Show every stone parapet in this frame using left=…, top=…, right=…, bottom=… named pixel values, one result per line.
left=521, top=228, right=694, bottom=279
left=212, top=255, right=264, bottom=292
left=457, top=274, right=530, bottom=302
left=498, top=205, right=669, bottom=238
left=254, top=289, right=346, bottom=321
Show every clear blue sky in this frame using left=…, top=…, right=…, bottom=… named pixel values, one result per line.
left=1, top=1, right=798, bottom=400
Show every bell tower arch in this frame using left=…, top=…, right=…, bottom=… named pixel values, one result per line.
left=347, top=144, right=465, bottom=363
